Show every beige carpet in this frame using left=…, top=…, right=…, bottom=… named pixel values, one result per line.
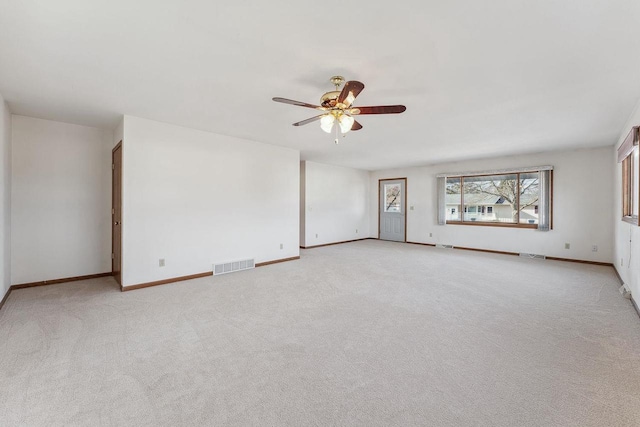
left=1, top=240, right=640, bottom=426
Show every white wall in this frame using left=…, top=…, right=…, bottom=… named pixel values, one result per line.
left=113, top=117, right=123, bottom=147
left=11, top=116, right=113, bottom=284
left=0, top=94, right=11, bottom=297
left=300, top=162, right=306, bottom=247
left=370, top=146, right=614, bottom=263
left=301, top=161, right=370, bottom=247
left=614, top=99, right=640, bottom=298
left=121, top=116, right=299, bottom=287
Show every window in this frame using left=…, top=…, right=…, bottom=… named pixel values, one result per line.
left=438, top=167, right=552, bottom=230
left=622, top=152, right=633, bottom=218
left=384, top=183, right=401, bottom=213
left=445, top=177, right=461, bottom=221
left=448, top=173, right=539, bottom=226
left=618, top=126, right=640, bottom=224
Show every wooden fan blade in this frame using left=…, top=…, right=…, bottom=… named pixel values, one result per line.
left=292, top=114, right=325, bottom=126
left=273, top=97, right=325, bottom=110
left=351, top=120, right=363, bottom=131
left=337, top=81, right=365, bottom=108
left=350, top=105, right=406, bottom=115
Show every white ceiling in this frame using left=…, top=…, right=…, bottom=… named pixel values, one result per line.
left=1, top=0, right=640, bottom=170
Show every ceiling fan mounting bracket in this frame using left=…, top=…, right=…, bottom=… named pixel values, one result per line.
left=330, top=75, right=345, bottom=89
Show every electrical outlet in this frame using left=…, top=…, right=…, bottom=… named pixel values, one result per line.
left=429, top=233, right=433, bottom=237
left=356, top=229, right=358, bottom=234
left=159, top=258, right=165, bottom=267
left=592, top=245, right=598, bottom=252
left=315, top=233, right=318, bottom=238
left=280, top=243, right=283, bottom=249
left=564, top=243, right=570, bottom=250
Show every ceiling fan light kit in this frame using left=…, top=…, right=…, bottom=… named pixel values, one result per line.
left=273, top=76, right=406, bottom=141
left=320, top=110, right=355, bottom=134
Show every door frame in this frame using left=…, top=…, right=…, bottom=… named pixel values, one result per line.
left=112, top=141, right=122, bottom=285
left=378, top=177, right=407, bottom=242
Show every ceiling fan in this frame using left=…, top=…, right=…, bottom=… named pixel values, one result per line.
left=272, top=76, right=406, bottom=140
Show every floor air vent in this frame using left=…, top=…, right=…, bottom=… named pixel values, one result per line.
left=519, top=253, right=546, bottom=259
left=436, top=244, right=454, bottom=249
left=213, top=258, right=255, bottom=275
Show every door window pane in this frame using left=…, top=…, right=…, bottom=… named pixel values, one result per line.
left=384, top=184, right=401, bottom=213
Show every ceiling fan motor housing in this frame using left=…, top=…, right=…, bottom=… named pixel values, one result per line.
left=321, top=76, right=346, bottom=108
left=320, top=91, right=340, bottom=108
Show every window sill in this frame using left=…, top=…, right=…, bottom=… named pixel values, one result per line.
left=445, top=221, right=538, bottom=229
left=622, top=216, right=639, bottom=225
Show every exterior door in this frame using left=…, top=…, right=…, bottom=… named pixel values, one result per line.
left=112, top=142, right=122, bottom=285
left=379, top=178, right=406, bottom=242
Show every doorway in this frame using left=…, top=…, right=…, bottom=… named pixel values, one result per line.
left=379, top=178, right=407, bottom=242
left=112, top=141, right=122, bottom=285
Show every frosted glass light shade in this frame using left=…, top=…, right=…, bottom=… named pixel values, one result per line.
left=320, top=115, right=335, bottom=133
left=338, top=115, right=354, bottom=133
